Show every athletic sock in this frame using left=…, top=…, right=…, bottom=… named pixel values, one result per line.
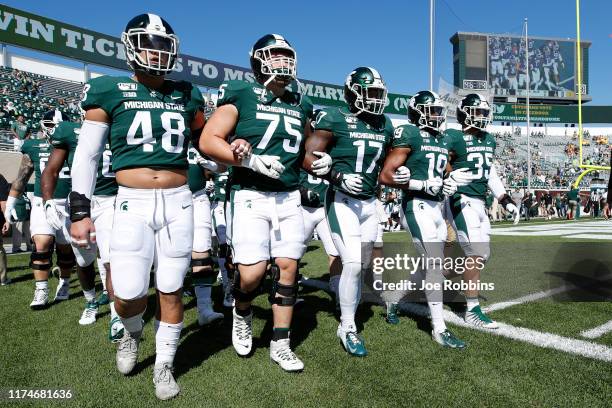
left=272, top=327, right=290, bottom=341
left=339, top=262, right=361, bottom=332
left=120, top=311, right=144, bottom=335
left=195, top=285, right=213, bottom=313
left=35, top=280, right=48, bottom=290
left=429, top=301, right=446, bottom=333
left=83, top=288, right=96, bottom=302
left=154, top=320, right=183, bottom=368
left=466, top=296, right=479, bottom=311
left=235, top=306, right=251, bottom=317
left=109, top=301, right=118, bottom=319
left=96, top=258, right=107, bottom=291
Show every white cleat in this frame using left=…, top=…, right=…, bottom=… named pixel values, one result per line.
left=153, top=363, right=180, bottom=401
left=116, top=330, right=141, bottom=375
left=54, top=281, right=70, bottom=302
left=232, top=308, right=253, bottom=356
left=197, top=309, right=223, bottom=326
left=464, top=305, right=499, bottom=329
left=270, top=338, right=304, bottom=372
left=30, top=287, right=49, bottom=309
left=78, top=300, right=98, bottom=325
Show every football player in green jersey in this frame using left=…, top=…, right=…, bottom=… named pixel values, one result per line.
left=40, top=111, right=121, bottom=332
left=303, top=67, right=395, bottom=357
left=68, top=14, right=206, bottom=400
left=209, top=169, right=234, bottom=307
left=379, top=91, right=470, bottom=348
left=446, top=94, right=520, bottom=329
left=201, top=34, right=313, bottom=371
left=4, top=112, right=76, bottom=310
left=186, top=143, right=225, bottom=326
left=298, top=169, right=341, bottom=302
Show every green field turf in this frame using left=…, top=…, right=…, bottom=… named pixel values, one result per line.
left=1, top=220, right=611, bottom=407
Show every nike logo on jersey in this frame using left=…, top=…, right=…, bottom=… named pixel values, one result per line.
left=182, top=204, right=192, bottom=209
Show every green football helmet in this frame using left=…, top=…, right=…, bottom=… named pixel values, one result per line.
left=121, top=13, right=179, bottom=76
left=408, top=90, right=446, bottom=132
left=250, top=34, right=297, bottom=86
left=344, top=67, right=387, bottom=115
left=456, top=93, right=492, bottom=130
left=40, top=109, right=69, bottom=139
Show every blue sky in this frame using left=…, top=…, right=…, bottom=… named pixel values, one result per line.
left=5, top=0, right=612, bottom=104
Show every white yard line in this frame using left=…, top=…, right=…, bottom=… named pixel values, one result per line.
left=581, top=320, right=612, bottom=339
left=398, top=301, right=612, bottom=362
left=483, top=285, right=576, bottom=312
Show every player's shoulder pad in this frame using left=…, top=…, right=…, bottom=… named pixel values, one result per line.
left=50, top=121, right=79, bottom=147
left=81, top=75, right=127, bottom=111
left=216, top=80, right=252, bottom=107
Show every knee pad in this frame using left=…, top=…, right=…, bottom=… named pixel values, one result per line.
left=268, top=262, right=299, bottom=306
left=30, top=244, right=54, bottom=270
left=231, top=269, right=261, bottom=302
left=191, top=256, right=216, bottom=286
left=56, top=247, right=76, bottom=269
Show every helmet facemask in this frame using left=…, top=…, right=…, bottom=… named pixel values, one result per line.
left=349, top=82, right=387, bottom=115
left=462, top=105, right=491, bottom=130
left=252, top=45, right=297, bottom=87
left=411, top=100, right=446, bottom=132
left=40, top=120, right=57, bottom=140
left=122, top=29, right=179, bottom=76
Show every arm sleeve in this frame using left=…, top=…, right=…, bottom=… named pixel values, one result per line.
left=71, top=120, right=109, bottom=199
left=488, top=163, right=507, bottom=198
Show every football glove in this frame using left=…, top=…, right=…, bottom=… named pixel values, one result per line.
left=442, top=177, right=458, bottom=196
left=242, top=154, right=285, bottom=179
left=3, top=196, right=18, bottom=224
left=197, top=156, right=219, bottom=172
left=449, top=168, right=476, bottom=186
left=44, top=200, right=65, bottom=230
left=410, top=178, right=443, bottom=196
left=392, top=166, right=411, bottom=185
left=311, top=151, right=332, bottom=176
left=204, top=180, right=215, bottom=194
left=331, top=171, right=363, bottom=195
left=500, top=194, right=520, bottom=225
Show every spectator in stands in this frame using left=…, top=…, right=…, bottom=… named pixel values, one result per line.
left=0, top=173, right=9, bottom=285
left=10, top=115, right=29, bottom=151
left=4, top=101, right=16, bottom=117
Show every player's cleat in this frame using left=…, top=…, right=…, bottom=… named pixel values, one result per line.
left=30, top=288, right=49, bottom=309
left=385, top=302, right=400, bottom=325
left=51, top=266, right=60, bottom=279
left=337, top=325, right=368, bottom=357
left=108, top=316, right=125, bottom=343
left=432, top=329, right=466, bottom=349
left=54, top=280, right=70, bottom=302
left=197, top=309, right=223, bottom=326
left=465, top=305, right=499, bottom=329
left=153, top=363, right=180, bottom=401
left=232, top=308, right=253, bottom=356
left=116, top=330, right=141, bottom=375
left=78, top=300, right=98, bottom=325
left=270, top=339, right=304, bottom=372
left=223, top=286, right=234, bottom=308
left=96, top=290, right=110, bottom=306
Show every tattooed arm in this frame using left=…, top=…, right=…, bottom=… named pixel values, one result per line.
left=9, top=153, right=34, bottom=198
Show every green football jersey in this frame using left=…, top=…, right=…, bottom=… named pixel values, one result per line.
left=21, top=138, right=71, bottom=199
left=81, top=75, right=203, bottom=172
left=187, top=144, right=207, bottom=193
left=216, top=80, right=313, bottom=192
left=392, top=124, right=449, bottom=202
left=313, top=106, right=394, bottom=199
left=211, top=170, right=229, bottom=203
left=299, top=169, right=329, bottom=208
left=49, top=121, right=118, bottom=197
left=446, top=128, right=496, bottom=199
left=14, top=193, right=30, bottom=221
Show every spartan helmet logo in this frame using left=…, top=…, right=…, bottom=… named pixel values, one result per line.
left=119, top=201, right=128, bottom=211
